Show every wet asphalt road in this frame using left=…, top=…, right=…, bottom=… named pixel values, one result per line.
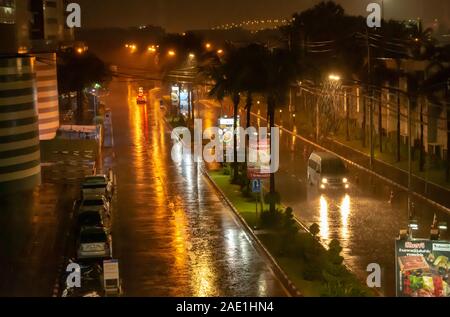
left=105, top=81, right=287, bottom=297
left=195, top=97, right=450, bottom=297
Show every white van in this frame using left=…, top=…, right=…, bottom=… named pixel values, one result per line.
left=307, top=152, right=349, bottom=191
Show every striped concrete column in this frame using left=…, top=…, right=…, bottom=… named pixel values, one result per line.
left=35, top=53, right=60, bottom=140
left=0, top=56, right=41, bottom=193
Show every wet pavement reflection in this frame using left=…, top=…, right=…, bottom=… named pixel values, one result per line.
left=106, top=81, right=287, bottom=297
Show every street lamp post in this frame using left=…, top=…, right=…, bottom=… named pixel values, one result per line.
left=345, top=89, right=350, bottom=141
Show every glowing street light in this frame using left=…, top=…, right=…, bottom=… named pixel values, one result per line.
left=205, top=43, right=212, bottom=49
left=168, top=50, right=176, bottom=57
left=189, top=53, right=196, bottom=58
left=76, top=47, right=84, bottom=54
left=328, top=74, right=341, bottom=81
left=217, top=49, right=224, bottom=55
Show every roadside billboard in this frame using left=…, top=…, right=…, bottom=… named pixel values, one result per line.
left=247, top=138, right=271, bottom=180
left=180, top=89, right=189, bottom=116
left=395, top=239, right=450, bottom=297
left=171, top=85, right=179, bottom=107
left=218, top=116, right=239, bottom=145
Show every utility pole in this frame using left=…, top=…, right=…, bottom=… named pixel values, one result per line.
left=407, top=97, right=412, bottom=220
left=366, top=28, right=374, bottom=169
left=316, top=94, right=320, bottom=142
left=370, top=97, right=374, bottom=168
left=345, top=89, right=350, bottom=141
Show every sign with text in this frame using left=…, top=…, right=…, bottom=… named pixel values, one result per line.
left=103, top=259, right=120, bottom=291
left=395, top=239, right=450, bottom=297
left=171, top=86, right=179, bottom=107
left=247, top=139, right=271, bottom=179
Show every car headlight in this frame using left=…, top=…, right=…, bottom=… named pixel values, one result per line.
left=322, top=178, right=328, bottom=184
left=342, top=178, right=348, bottom=184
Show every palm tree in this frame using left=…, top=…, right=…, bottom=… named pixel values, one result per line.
left=202, top=45, right=243, bottom=182
left=261, top=47, right=300, bottom=213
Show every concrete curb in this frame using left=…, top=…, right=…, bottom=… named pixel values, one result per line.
left=201, top=167, right=302, bottom=298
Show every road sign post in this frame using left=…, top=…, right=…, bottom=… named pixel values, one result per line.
left=252, top=179, right=262, bottom=229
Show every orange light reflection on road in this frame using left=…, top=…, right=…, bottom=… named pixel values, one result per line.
left=340, top=194, right=350, bottom=240
left=128, top=83, right=146, bottom=185
left=319, top=195, right=329, bottom=240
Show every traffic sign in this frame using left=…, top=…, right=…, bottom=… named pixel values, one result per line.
left=252, top=179, right=262, bottom=193
left=103, top=259, right=121, bottom=296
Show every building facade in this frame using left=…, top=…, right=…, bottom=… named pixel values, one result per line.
left=0, top=56, right=41, bottom=192
left=0, top=0, right=72, bottom=192
left=35, top=52, right=59, bottom=139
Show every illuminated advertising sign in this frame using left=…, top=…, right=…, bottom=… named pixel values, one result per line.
left=180, top=89, right=189, bottom=116
left=395, top=239, right=450, bottom=297
left=171, top=85, right=179, bottom=107
left=218, top=116, right=239, bottom=145
left=247, top=138, right=271, bottom=180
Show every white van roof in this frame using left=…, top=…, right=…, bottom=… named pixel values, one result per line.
left=310, top=151, right=340, bottom=161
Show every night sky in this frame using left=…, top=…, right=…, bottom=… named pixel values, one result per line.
left=76, top=0, right=450, bottom=32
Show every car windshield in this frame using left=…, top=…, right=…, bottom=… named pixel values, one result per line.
left=321, top=159, right=346, bottom=174
left=82, top=184, right=106, bottom=189
left=78, top=212, right=101, bottom=226
left=83, top=199, right=104, bottom=206
left=84, top=177, right=106, bottom=184
left=80, top=231, right=107, bottom=243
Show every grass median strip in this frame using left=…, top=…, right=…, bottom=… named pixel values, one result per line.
left=209, top=169, right=375, bottom=297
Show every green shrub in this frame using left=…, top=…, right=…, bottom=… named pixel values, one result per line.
left=282, top=208, right=298, bottom=233
left=223, top=164, right=231, bottom=175
left=327, top=239, right=344, bottom=266
left=309, top=223, right=320, bottom=237
left=260, top=208, right=283, bottom=229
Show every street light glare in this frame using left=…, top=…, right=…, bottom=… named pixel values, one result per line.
left=189, top=53, right=195, bottom=58
left=168, top=50, right=176, bottom=56
left=328, top=74, right=341, bottom=81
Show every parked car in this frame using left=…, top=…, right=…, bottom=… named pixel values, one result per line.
left=76, top=207, right=110, bottom=231
left=307, top=152, right=350, bottom=191
left=61, top=261, right=104, bottom=297
left=80, top=194, right=110, bottom=213
left=81, top=175, right=113, bottom=199
left=77, top=226, right=112, bottom=260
